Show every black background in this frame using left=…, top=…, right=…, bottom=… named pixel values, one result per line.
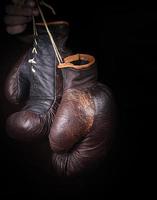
left=0, top=0, right=155, bottom=198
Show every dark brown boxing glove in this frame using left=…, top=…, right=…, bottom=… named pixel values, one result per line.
left=5, top=21, right=71, bottom=141
left=49, top=54, right=116, bottom=176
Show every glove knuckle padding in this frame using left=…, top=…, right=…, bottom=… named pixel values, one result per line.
left=49, top=89, right=95, bottom=152
left=49, top=54, right=115, bottom=176
left=5, top=21, right=71, bottom=141
left=6, top=111, right=44, bottom=140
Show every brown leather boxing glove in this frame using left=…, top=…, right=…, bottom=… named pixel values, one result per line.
left=5, top=21, right=71, bottom=141
left=49, top=54, right=116, bottom=176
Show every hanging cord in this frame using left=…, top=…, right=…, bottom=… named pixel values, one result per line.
left=39, top=0, right=56, bottom=15
left=32, top=16, right=38, bottom=54
left=17, top=0, right=63, bottom=64
left=28, top=15, right=38, bottom=71
left=35, top=0, right=63, bottom=64
left=32, top=16, right=38, bottom=37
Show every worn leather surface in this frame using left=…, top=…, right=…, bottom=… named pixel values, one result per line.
left=49, top=57, right=115, bottom=176
left=4, top=50, right=31, bottom=104
left=5, top=22, right=70, bottom=141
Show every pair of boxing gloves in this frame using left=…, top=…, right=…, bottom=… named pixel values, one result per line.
left=4, top=21, right=115, bottom=176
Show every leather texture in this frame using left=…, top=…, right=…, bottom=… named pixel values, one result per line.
left=49, top=54, right=115, bottom=176
left=5, top=21, right=71, bottom=141
left=4, top=50, right=31, bottom=104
